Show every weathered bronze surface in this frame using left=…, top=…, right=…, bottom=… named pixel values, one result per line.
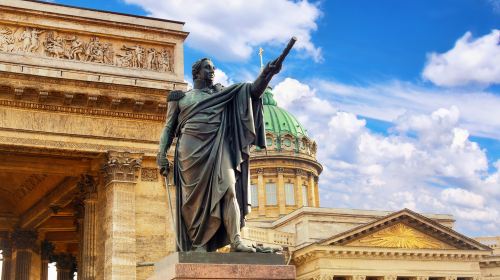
left=157, top=38, right=295, bottom=252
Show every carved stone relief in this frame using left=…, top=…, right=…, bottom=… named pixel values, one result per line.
left=141, top=168, right=159, bottom=182
left=0, top=24, right=174, bottom=73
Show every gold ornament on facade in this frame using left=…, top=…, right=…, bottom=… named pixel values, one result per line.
left=352, top=223, right=448, bottom=249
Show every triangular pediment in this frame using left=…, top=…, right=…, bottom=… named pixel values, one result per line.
left=320, top=209, right=490, bottom=251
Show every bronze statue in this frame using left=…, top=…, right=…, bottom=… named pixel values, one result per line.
left=157, top=38, right=296, bottom=253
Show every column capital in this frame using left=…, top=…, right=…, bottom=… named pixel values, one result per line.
left=277, top=167, right=284, bottom=174
left=12, top=229, right=37, bottom=251
left=78, top=174, right=97, bottom=201
left=40, top=240, right=54, bottom=261
left=256, top=168, right=264, bottom=174
left=53, top=253, right=76, bottom=272
left=0, top=238, right=13, bottom=257
left=102, top=151, right=142, bottom=184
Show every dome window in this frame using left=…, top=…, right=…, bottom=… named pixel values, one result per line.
left=283, top=138, right=291, bottom=147
left=265, top=183, right=277, bottom=205
left=266, top=137, right=273, bottom=147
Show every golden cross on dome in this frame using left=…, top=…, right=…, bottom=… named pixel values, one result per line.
left=258, top=47, right=264, bottom=71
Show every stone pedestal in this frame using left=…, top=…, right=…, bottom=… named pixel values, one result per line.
left=150, top=252, right=295, bottom=280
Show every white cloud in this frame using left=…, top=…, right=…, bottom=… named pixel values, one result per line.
left=214, top=68, right=233, bottom=87
left=441, top=188, right=485, bottom=208
left=122, top=0, right=322, bottom=62
left=422, top=30, right=500, bottom=87
left=314, top=79, right=500, bottom=140
left=272, top=77, right=500, bottom=235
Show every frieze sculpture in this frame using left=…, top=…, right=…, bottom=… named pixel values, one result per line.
left=0, top=26, right=15, bottom=52
left=0, top=24, right=173, bottom=72
left=157, top=37, right=296, bottom=253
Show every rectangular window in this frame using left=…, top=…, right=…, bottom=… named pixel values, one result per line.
left=302, top=185, right=308, bottom=206
left=285, top=183, right=295, bottom=205
left=250, top=184, right=258, bottom=207
left=266, top=183, right=277, bottom=205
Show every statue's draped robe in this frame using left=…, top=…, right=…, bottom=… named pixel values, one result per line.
left=173, top=83, right=266, bottom=251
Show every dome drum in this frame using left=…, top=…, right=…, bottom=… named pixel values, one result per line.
left=248, top=87, right=322, bottom=220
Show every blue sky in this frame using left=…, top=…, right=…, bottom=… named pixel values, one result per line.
left=44, top=0, right=500, bottom=236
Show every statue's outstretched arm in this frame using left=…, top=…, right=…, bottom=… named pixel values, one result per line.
left=250, top=37, right=296, bottom=99
left=250, top=59, right=281, bottom=99
left=157, top=98, right=180, bottom=175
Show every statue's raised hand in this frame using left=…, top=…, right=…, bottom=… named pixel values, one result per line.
left=263, top=58, right=283, bottom=76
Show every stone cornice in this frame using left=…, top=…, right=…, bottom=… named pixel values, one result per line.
left=292, top=244, right=491, bottom=266
left=250, top=155, right=323, bottom=175
left=1, top=0, right=187, bottom=35
left=480, top=255, right=500, bottom=267
left=0, top=134, right=158, bottom=156
left=0, top=99, right=165, bottom=122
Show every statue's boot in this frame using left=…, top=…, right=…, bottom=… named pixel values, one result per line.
left=230, top=236, right=256, bottom=253
left=192, top=245, right=207, bottom=252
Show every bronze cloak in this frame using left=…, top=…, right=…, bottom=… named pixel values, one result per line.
left=173, top=83, right=266, bottom=252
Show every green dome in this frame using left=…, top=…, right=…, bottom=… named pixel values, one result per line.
left=263, top=88, right=307, bottom=137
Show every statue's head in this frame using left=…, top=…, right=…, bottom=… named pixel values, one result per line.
left=192, top=58, right=215, bottom=85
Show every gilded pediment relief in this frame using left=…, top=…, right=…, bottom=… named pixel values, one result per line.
left=0, top=24, right=174, bottom=73
left=345, top=223, right=455, bottom=249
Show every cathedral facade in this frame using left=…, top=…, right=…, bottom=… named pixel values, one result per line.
left=0, top=1, right=498, bottom=280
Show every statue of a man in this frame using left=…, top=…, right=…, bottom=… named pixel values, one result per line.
left=157, top=56, right=282, bottom=253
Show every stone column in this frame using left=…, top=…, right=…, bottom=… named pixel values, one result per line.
left=78, top=174, right=98, bottom=280
left=54, top=254, right=75, bottom=280
left=314, top=176, right=320, bottom=206
left=295, top=170, right=304, bottom=207
left=73, top=200, right=84, bottom=275
left=257, top=168, right=265, bottom=216
left=277, top=168, right=286, bottom=215
left=102, top=151, right=142, bottom=280
left=308, top=173, right=316, bottom=207
left=12, top=230, right=37, bottom=280
left=1, top=239, right=12, bottom=280
left=40, top=240, right=54, bottom=280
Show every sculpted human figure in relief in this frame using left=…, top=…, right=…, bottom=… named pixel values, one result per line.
left=157, top=38, right=295, bottom=252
